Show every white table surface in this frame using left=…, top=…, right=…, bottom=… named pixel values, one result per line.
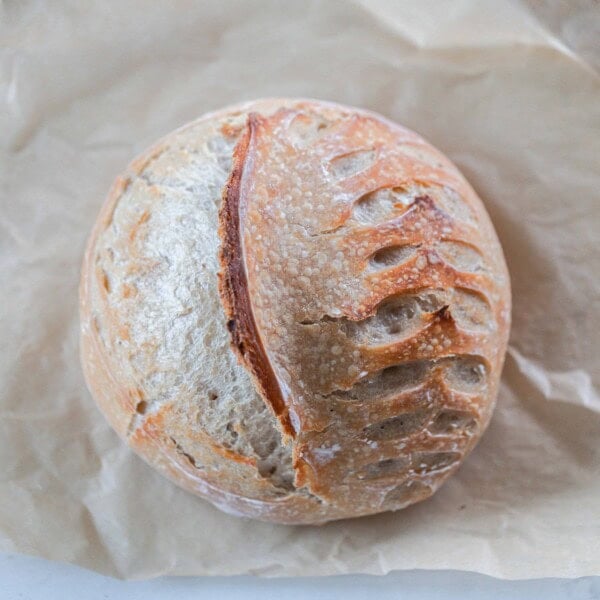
left=1, top=553, right=598, bottom=600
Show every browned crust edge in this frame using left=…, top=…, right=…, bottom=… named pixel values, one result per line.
left=218, top=114, right=295, bottom=438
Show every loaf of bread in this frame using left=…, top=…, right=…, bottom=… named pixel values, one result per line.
left=80, top=98, right=510, bottom=524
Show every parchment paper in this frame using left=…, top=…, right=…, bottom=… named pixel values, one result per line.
left=1, top=0, right=599, bottom=580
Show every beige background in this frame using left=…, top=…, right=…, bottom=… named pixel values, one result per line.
left=1, top=0, right=599, bottom=580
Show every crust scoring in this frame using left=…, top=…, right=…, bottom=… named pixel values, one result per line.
left=218, top=116, right=294, bottom=437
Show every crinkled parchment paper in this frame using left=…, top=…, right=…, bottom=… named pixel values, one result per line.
left=1, top=0, right=599, bottom=580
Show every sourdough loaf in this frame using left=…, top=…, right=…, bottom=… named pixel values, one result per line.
left=80, top=98, right=510, bottom=524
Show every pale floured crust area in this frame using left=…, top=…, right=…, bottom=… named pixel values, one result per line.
left=81, top=98, right=510, bottom=524
left=81, top=100, right=332, bottom=523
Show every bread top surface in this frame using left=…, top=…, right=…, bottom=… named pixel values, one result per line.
left=80, top=98, right=510, bottom=523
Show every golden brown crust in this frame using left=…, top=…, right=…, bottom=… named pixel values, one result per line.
left=217, top=104, right=510, bottom=515
left=81, top=98, right=510, bottom=524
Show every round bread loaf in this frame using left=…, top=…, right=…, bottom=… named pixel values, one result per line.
left=80, top=98, right=510, bottom=524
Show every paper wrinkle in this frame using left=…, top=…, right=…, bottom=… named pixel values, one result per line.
left=353, top=0, right=546, bottom=49
left=1, top=0, right=599, bottom=581
left=517, top=0, right=600, bottom=76
left=508, top=346, right=600, bottom=414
